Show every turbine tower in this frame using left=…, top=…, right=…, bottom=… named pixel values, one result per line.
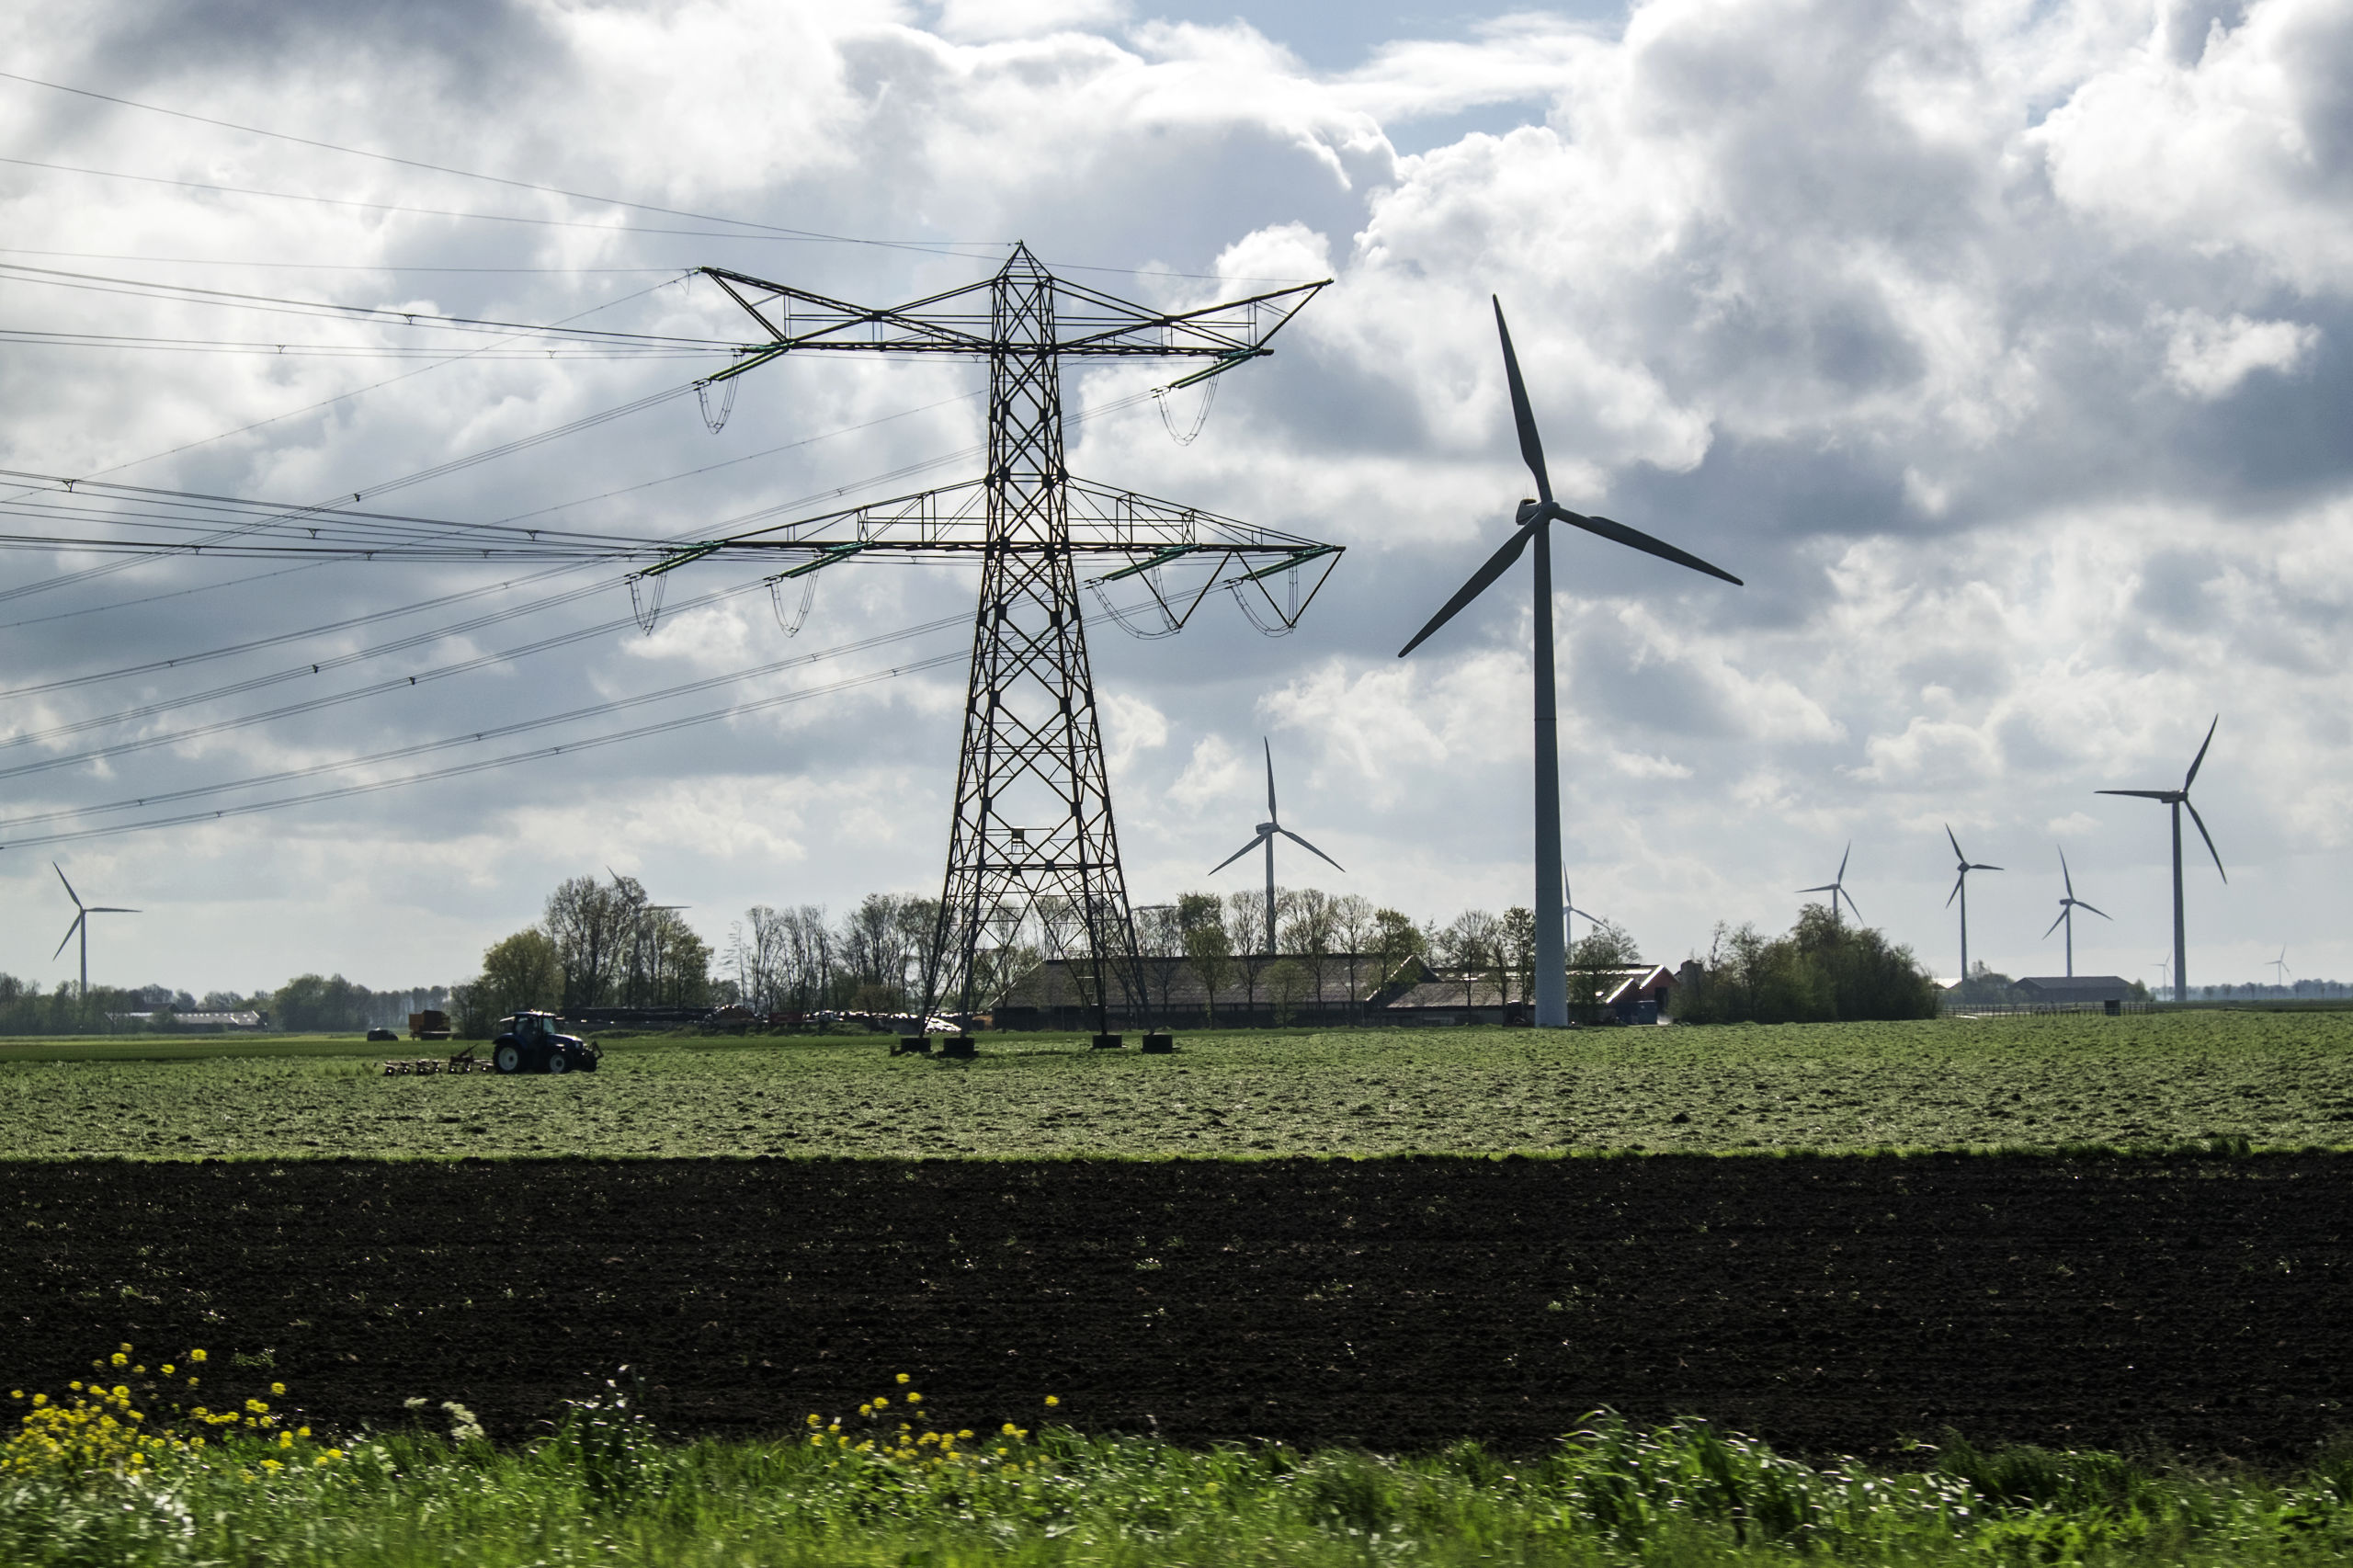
left=51, top=861, right=137, bottom=1023
left=1799, top=843, right=1863, bottom=926
left=1209, top=739, right=1342, bottom=955
left=2040, top=846, right=2109, bottom=978
left=2268, top=948, right=2291, bottom=990
left=654, top=246, right=1339, bottom=1032
left=2097, top=715, right=2224, bottom=1004
left=1398, top=298, right=1740, bottom=1028
left=1944, top=826, right=2001, bottom=986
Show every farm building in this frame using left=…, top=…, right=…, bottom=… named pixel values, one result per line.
left=2013, top=975, right=2135, bottom=1006
left=995, top=953, right=1405, bottom=1030
left=1372, top=963, right=1677, bottom=1027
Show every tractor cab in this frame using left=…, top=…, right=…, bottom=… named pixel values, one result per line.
left=491, top=1011, right=600, bottom=1075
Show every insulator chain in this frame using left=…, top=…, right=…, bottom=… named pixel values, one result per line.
left=769, top=574, right=815, bottom=638
left=627, top=574, right=665, bottom=635
left=1152, top=375, right=1218, bottom=446
left=695, top=377, right=739, bottom=435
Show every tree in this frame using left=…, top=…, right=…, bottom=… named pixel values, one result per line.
left=1226, top=891, right=1269, bottom=1021
left=1368, top=907, right=1426, bottom=1010
left=1569, top=917, right=1642, bottom=1023
left=1331, top=893, right=1375, bottom=1021
left=1263, top=958, right=1311, bottom=1027
left=478, top=929, right=562, bottom=1019
left=727, top=905, right=789, bottom=1012
left=1502, top=906, right=1536, bottom=1008
left=1438, top=910, right=1503, bottom=1019
left=1681, top=913, right=1936, bottom=1024
left=1281, top=887, right=1339, bottom=1018
left=544, top=875, right=632, bottom=1011
left=1180, top=896, right=1234, bottom=1028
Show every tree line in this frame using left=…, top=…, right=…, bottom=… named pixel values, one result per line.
left=456, top=873, right=713, bottom=1031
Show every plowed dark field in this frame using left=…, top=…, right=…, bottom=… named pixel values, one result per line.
left=6, top=1154, right=2347, bottom=1462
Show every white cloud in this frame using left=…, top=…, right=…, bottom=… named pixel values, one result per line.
left=2160, top=309, right=2322, bottom=400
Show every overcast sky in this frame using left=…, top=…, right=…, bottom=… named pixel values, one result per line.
left=0, top=0, right=2344, bottom=997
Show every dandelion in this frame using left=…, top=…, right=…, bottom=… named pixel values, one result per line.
left=895, top=1372, right=910, bottom=1385
left=1001, top=1423, right=1017, bottom=1436
left=873, top=1395, right=889, bottom=1408
left=189, top=1350, right=208, bottom=1364
left=1045, top=1395, right=1059, bottom=1407
left=906, top=1392, right=923, bottom=1404
left=270, top=1383, right=286, bottom=1396
left=161, top=1366, right=174, bottom=1377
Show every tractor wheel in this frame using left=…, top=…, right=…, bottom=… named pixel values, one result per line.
left=548, top=1051, right=572, bottom=1075
left=494, top=1042, right=523, bottom=1075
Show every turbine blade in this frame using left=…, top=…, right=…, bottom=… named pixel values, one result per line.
left=1567, top=905, right=1599, bottom=922
left=1546, top=504, right=1743, bottom=585
left=51, top=914, right=81, bottom=961
left=1798, top=883, right=1839, bottom=894
left=2075, top=900, right=2112, bottom=920
left=1264, top=737, right=1278, bottom=822
left=1208, top=833, right=1271, bottom=877
left=52, top=860, right=81, bottom=910
left=87, top=906, right=139, bottom=914
left=1494, top=297, right=1552, bottom=505
left=1946, top=875, right=1963, bottom=909
left=1840, top=886, right=1864, bottom=922
left=1836, top=841, right=1850, bottom=881
left=2059, top=845, right=2074, bottom=899
left=1277, top=826, right=1345, bottom=872
left=2097, top=789, right=2175, bottom=800
left=2184, top=797, right=2226, bottom=881
left=1972, top=862, right=2004, bottom=872
left=2043, top=909, right=2068, bottom=939
left=2184, top=713, right=2218, bottom=790
left=1397, top=517, right=1537, bottom=657
left=1946, top=823, right=1963, bottom=861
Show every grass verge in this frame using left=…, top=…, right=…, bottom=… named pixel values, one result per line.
left=6, top=1401, right=2353, bottom=1566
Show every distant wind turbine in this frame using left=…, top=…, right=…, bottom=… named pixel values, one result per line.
left=2097, top=715, right=2224, bottom=1003
left=2268, top=948, right=2291, bottom=989
left=1944, top=826, right=2001, bottom=984
left=1397, top=297, right=1741, bottom=1028
left=52, top=861, right=138, bottom=1021
left=2040, top=846, right=2110, bottom=978
left=1799, top=843, right=1863, bottom=926
left=1210, top=739, right=1341, bottom=955
left=2154, top=954, right=2172, bottom=994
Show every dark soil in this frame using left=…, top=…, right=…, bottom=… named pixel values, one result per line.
left=5, top=1154, right=2347, bottom=1462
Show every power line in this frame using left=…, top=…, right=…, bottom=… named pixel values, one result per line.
left=0, top=261, right=737, bottom=349
left=0, top=652, right=968, bottom=852
left=0, top=616, right=969, bottom=831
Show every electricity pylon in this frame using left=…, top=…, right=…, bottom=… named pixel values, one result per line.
left=654, top=245, right=1337, bottom=1030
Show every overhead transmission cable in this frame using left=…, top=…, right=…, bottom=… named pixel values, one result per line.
left=0, top=614, right=967, bottom=830
left=0, top=71, right=1325, bottom=282
left=0, top=652, right=968, bottom=853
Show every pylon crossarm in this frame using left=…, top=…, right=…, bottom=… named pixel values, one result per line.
left=699, top=267, right=1000, bottom=356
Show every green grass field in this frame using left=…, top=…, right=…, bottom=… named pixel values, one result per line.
left=6, top=1384, right=2353, bottom=1567
left=2, top=1010, right=2347, bottom=1160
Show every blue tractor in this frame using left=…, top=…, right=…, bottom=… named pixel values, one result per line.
left=491, top=1011, right=600, bottom=1075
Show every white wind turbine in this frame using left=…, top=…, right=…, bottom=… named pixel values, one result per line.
left=52, top=861, right=138, bottom=1021
left=1799, top=842, right=1863, bottom=926
left=1209, top=739, right=1342, bottom=956
left=1397, top=298, right=1741, bottom=1028
left=2041, top=846, right=2110, bottom=978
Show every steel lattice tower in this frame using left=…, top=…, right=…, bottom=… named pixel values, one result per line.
left=657, top=244, right=1340, bottom=1029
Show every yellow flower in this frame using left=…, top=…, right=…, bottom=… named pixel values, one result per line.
left=161, top=1365, right=175, bottom=1377
left=132, top=1365, right=145, bottom=1375
left=119, top=1344, right=132, bottom=1356
left=110, top=1353, right=128, bottom=1368
left=1044, top=1395, right=1059, bottom=1407
left=958, top=1428, right=973, bottom=1439
left=895, top=1372, right=910, bottom=1385
left=270, top=1383, right=286, bottom=1396
left=189, top=1350, right=208, bottom=1364
left=905, top=1392, right=922, bottom=1404
left=873, top=1395, right=889, bottom=1408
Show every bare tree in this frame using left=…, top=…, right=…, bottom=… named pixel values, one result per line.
left=1282, top=887, right=1339, bottom=1019
left=545, top=875, right=634, bottom=1011
left=726, top=905, right=790, bottom=1012
left=1332, top=893, right=1375, bottom=1021
left=1439, top=909, right=1504, bottom=1021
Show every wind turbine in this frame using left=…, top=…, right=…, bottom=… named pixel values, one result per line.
left=1210, top=738, right=1341, bottom=955
left=2268, top=948, right=2291, bottom=990
left=1398, top=298, right=1741, bottom=1028
left=51, top=861, right=138, bottom=1023
left=1799, top=843, right=1863, bottom=926
left=2154, top=954, right=2171, bottom=994
left=1944, top=826, right=2001, bottom=986
left=2040, top=846, right=2109, bottom=978
left=2097, top=715, right=2224, bottom=1003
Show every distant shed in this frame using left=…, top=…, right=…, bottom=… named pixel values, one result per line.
left=2013, top=975, right=2133, bottom=1006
